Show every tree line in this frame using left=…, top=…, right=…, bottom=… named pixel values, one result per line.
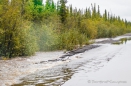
left=0, top=0, right=131, bottom=58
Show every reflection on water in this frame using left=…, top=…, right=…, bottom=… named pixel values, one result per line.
left=112, top=37, right=131, bottom=45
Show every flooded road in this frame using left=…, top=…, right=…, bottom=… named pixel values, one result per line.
left=11, top=35, right=131, bottom=86
left=0, top=34, right=131, bottom=86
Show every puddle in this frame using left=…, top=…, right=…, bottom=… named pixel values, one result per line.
left=112, top=37, right=131, bottom=45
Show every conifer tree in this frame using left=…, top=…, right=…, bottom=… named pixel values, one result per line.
left=103, top=9, right=107, bottom=21
left=91, top=3, right=97, bottom=19
left=97, top=5, right=101, bottom=18
left=58, top=0, right=67, bottom=23
left=45, top=0, right=55, bottom=12
left=69, top=4, right=72, bottom=16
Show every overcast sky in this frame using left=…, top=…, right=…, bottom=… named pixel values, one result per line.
left=50, top=0, right=131, bottom=21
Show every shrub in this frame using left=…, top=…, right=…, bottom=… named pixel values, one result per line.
left=58, top=29, right=89, bottom=50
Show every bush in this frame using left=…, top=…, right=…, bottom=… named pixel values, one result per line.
left=58, top=29, right=89, bottom=50
left=80, top=19, right=97, bottom=39
left=97, top=23, right=108, bottom=38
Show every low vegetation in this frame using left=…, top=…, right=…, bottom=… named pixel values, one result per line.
left=0, top=0, right=131, bottom=58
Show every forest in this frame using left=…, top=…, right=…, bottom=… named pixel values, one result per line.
left=0, top=0, right=131, bottom=58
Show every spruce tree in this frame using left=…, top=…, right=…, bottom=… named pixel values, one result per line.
left=59, top=0, right=67, bottom=23
left=103, top=9, right=107, bottom=21
left=69, top=4, right=72, bottom=16
left=91, top=3, right=97, bottom=19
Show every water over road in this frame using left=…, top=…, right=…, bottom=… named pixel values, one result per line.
left=1, top=34, right=131, bottom=86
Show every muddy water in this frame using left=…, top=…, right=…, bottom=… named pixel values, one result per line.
left=12, top=56, right=90, bottom=86
left=12, top=37, right=131, bottom=86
